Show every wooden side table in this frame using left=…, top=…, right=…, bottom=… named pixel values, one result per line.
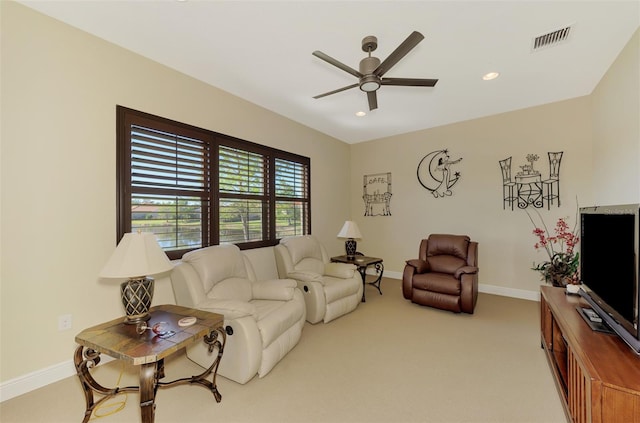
left=331, top=255, right=384, bottom=302
left=74, top=304, right=225, bottom=423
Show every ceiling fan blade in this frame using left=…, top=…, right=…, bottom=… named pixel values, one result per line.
left=381, top=77, right=438, bottom=87
left=367, top=91, right=378, bottom=111
left=313, top=51, right=362, bottom=78
left=313, top=83, right=359, bottom=99
left=374, top=31, right=424, bottom=77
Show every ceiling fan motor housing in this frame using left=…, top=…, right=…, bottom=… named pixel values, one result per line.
left=359, top=56, right=380, bottom=74
left=359, top=56, right=381, bottom=92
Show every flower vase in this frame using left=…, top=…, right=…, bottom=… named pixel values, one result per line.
left=546, top=273, right=568, bottom=288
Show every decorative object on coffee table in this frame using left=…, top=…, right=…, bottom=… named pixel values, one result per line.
left=337, top=220, right=362, bottom=259
left=99, top=232, right=172, bottom=324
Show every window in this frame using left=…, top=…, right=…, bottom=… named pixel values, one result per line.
left=275, top=158, right=310, bottom=238
left=117, top=106, right=310, bottom=259
left=218, top=144, right=267, bottom=244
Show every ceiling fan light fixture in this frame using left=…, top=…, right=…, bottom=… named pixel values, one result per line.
left=359, top=75, right=380, bottom=92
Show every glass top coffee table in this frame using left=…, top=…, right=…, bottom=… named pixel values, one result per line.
left=331, top=255, right=384, bottom=302
left=74, top=304, right=225, bottom=423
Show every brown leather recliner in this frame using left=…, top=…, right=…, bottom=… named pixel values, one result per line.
left=403, top=234, right=479, bottom=314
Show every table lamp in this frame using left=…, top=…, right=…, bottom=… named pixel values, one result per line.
left=337, top=220, right=362, bottom=259
left=100, top=232, right=173, bottom=324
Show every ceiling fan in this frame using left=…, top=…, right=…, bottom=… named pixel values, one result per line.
left=312, top=31, right=438, bottom=111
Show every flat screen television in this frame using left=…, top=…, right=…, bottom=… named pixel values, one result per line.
left=578, top=204, right=640, bottom=355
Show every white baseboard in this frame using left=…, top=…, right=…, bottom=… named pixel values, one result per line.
left=0, top=360, right=76, bottom=402
left=379, top=270, right=403, bottom=279
left=478, top=283, right=540, bottom=301
left=381, top=270, right=540, bottom=301
left=0, top=355, right=114, bottom=403
left=2, top=274, right=539, bottom=402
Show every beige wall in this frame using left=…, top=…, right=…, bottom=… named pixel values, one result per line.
left=1, top=1, right=638, bottom=391
left=351, top=30, right=640, bottom=294
left=348, top=28, right=639, bottom=290
left=591, top=28, right=640, bottom=204
left=350, top=97, right=593, bottom=290
left=0, top=2, right=351, bottom=382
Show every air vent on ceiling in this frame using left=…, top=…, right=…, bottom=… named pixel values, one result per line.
left=532, top=25, right=572, bottom=51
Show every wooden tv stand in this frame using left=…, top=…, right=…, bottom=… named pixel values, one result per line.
left=540, top=286, right=640, bottom=423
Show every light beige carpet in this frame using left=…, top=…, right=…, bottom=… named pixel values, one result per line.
left=0, top=279, right=567, bottom=423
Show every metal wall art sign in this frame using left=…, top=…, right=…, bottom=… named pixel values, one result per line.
left=499, top=152, right=563, bottom=210
left=417, top=149, right=463, bottom=198
left=363, top=172, right=392, bottom=216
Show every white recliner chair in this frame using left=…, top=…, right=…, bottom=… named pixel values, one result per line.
left=171, top=244, right=306, bottom=384
left=275, top=235, right=362, bottom=324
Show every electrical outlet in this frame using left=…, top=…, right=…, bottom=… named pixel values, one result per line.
left=58, top=314, right=72, bottom=331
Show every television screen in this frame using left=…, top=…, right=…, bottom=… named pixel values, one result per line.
left=579, top=204, right=640, bottom=353
left=581, top=213, right=635, bottom=322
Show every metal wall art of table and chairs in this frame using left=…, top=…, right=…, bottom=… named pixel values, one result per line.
left=499, top=152, right=563, bottom=210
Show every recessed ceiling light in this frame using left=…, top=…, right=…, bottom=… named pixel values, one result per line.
left=355, top=111, right=366, bottom=117
left=482, top=72, right=500, bottom=81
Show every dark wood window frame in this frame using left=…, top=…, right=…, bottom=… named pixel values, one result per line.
left=116, top=106, right=311, bottom=259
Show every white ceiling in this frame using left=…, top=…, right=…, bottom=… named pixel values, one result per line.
left=19, top=1, right=640, bottom=144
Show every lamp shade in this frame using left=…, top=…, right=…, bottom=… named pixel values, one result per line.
left=337, top=221, right=362, bottom=239
left=100, top=232, right=172, bottom=278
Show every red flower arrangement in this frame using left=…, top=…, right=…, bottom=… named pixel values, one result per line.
left=527, top=210, right=580, bottom=287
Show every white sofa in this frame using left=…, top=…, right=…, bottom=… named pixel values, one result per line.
left=274, top=235, right=362, bottom=324
left=170, top=244, right=306, bottom=384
